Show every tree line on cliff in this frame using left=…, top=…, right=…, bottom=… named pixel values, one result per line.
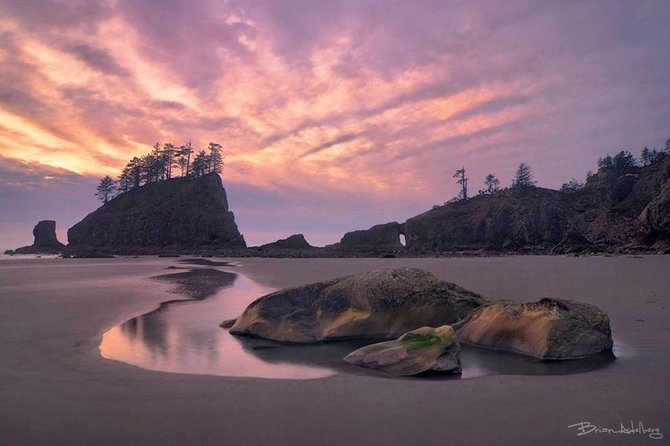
left=439, top=138, right=670, bottom=208
left=96, top=142, right=224, bottom=203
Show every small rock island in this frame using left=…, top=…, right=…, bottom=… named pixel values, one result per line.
left=13, top=220, right=66, bottom=254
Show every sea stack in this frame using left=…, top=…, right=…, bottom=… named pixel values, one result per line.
left=67, top=173, right=246, bottom=252
left=14, top=220, right=66, bottom=254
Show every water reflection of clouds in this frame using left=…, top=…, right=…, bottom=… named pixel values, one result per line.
left=101, top=273, right=337, bottom=379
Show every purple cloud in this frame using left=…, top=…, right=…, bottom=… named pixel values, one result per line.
left=0, top=0, right=668, bottom=247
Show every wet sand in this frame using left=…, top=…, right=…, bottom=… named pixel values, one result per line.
left=0, top=255, right=669, bottom=445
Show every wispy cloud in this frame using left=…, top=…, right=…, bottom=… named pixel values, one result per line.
left=0, top=0, right=669, bottom=246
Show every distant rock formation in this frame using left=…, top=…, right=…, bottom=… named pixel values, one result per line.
left=15, top=220, right=66, bottom=254
left=456, top=298, right=613, bottom=360
left=228, top=268, right=483, bottom=342
left=330, top=222, right=406, bottom=252
left=68, top=173, right=245, bottom=251
left=258, top=234, right=314, bottom=250
left=344, top=325, right=461, bottom=376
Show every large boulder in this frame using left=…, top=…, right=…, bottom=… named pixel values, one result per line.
left=344, top=325, right=461, bottom=376
left=68, top=173, right=245, bottom=251
left=14, top=220, right=66, bottom=254
left=456, top=298, right=613, bottom=359
left=228, top=268, right=483, bottom=343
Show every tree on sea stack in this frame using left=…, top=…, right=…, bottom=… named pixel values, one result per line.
left=512, top=163, right=535, bottom=188
left=163, top=142, right=177, bottom=179
left=208, top=142, right=224, bottom=174
left=95, top=176, right=116, bottom=203
left=191, top=150, right=210, bottom=177
left=178, top=141, right=193, bottom=176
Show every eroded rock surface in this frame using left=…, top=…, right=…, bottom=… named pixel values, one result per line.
left=229, top=268, right=483, bottom=343
left=456, top=298, right=613, bottom=359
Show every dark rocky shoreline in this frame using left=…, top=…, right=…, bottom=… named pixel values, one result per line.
left=11, top=155, right=670, bottom=259
left=56, top=243, right=668, bottom=259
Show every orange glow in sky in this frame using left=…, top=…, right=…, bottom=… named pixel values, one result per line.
left=1, top=1, right=668, bottom=246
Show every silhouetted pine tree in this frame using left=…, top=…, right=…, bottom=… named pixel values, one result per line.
left=512, top=163, right=535, bottom=188
left=95, top=176, right=116, bottom=203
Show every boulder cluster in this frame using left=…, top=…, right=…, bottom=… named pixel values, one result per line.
left=225, top=268, right=614, bottom=376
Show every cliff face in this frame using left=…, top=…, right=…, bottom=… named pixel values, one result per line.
left=399, top=156, right=670, bottom=253
left=68, top=173, right=245, bottom=250
left=405, top=188, right=571, bottom=251
left=15, top=220, right=66, bottom=254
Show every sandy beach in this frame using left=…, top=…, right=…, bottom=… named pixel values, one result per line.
left=1, top=255, right=668, bottom=445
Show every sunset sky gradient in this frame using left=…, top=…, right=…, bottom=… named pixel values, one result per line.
left=1, top=0, right=669, bottom=247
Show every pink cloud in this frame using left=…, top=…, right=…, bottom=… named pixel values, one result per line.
left=0, top=1, right=668, bottom=246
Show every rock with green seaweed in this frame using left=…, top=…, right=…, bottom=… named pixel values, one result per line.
left=344, top=325, right=461, bottom=376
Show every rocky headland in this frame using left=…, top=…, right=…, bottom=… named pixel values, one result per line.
left=335, top=155, right=670, bottom=256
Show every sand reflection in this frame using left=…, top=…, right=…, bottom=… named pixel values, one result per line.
left=100, top=272, right=336, bottom=379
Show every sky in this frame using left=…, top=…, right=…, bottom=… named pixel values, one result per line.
left=0, top=0, right=669, bottom=249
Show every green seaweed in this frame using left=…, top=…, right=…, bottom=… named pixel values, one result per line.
left=399, top=331, right=442, bottom=348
